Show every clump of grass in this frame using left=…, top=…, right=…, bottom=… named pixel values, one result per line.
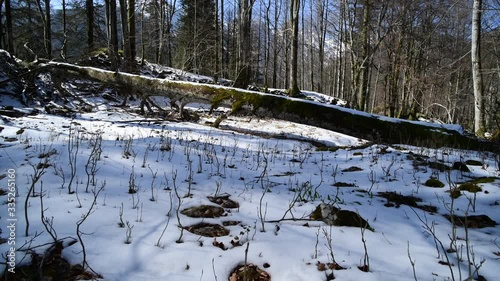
left=424, top=178, right=445, bottom=188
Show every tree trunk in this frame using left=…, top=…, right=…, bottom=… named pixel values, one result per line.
left=119, top=0, right=132, bottom=70
left=214, top=0, right=219, bottom=83
left=272, top=0, right=280, bottom=88
left=61, top=0, right=67, bottom=59
left=357, top=0, right=370, bottom=111
left=106, top=0, right=119, bottom=70
left=233, top=0, right=254, bottom=89
left=128, top=0, right=136, bottom=59
left=471, top=0, right=485, bottom=135
left=288, top=0, right=300, bottom=96
left=5, top=0, right=14, bottom=54
left=220, top=0, right=225, bottom=77
left=86, top=0, right=94, bottom=50
left=0, top=0, right=4, bottom=50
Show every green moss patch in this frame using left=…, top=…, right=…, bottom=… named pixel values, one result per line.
left=424, top=178, right=445, bottom=188
left=458, top=183, right=482, bottom=193
left=467, top=177, right=496, bottom=184
left=449, top=189, right=462, bottom=199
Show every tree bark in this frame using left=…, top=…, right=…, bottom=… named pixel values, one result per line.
left=471, top=0, right=485, bottom=135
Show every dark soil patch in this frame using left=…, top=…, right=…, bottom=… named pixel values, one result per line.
left=424, top=178, right=445, bottom=188
left=443, top=214, right=497, bottom=228
left=3, top=241, right=100, bottom=281
left=341, top=166, right=363, bottom=172
left=332, top=182, right=357, bottom=187
left=465, top=160, right=483, bottom=166
left=222, top=220, right=242, bottom=226
left=184, top=222, right=230, bottom=237
left=428, top=162, right=451, bottom=172
left=229, top=263, right=271, bottom=281
left=378, top=191, right=438, bottom=213
left=452, top=162, right=470, bottom=172
left=181, top=205, right=225, bottom=218
left=208, top=194, right=240, bottom=209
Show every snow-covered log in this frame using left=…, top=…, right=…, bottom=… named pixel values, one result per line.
left=43, top=62, right=498, bottom=153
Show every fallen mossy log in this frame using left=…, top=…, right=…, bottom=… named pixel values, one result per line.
left=42, top=62, right=499, bottom=153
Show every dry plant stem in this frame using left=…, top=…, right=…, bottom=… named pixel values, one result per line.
left=360, top=224, right=369, bottom=271
left=76, top=181, right=106, bottom=270
left=258, top=154, right=269, bottom=232
left=323, top=226, right=337, bottom=265
left=411, top=208, right=456, bottom=281
left=211, top=258, right=218, bottom=281
left=85, top=132, right=102, bottom=192
left=67, top=124, right=80, bottom=194
left=25, top=159, right=48, bottom=236
left=39, top=180, right=57, bottom=243
left=172, top=170, right=184, bottom=243
left=445, top=172, right=458, bottom=253
left=407, top=242, right=418, bottom=281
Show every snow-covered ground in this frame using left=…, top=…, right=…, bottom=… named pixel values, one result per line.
left=1, top=51, right=499, bottom=280
left=1, top=105, right=499, bottom=280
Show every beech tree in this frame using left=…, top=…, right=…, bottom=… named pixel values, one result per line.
left=471, top=0, right=485, bottom=135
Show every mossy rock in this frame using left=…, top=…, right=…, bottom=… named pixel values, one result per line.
left=229, top=263, right=271, bottom=281
left=443, top=214, right=497, bottom=228
left=342, top=166, right=363, bottom=172
left=311, top=204, right=373, bottom=231
left=428, top=162, right=451, bottom=172
left=424, top=178, right=445, bottom=188
left=181, top=205, right=225, bottom=218
left=452, top=162, right=470, bottom=172
left=458, top=183, right=482, bottom=193
left=465, top=160, right=483, bottom=166
left=184, top=222, right=230, bottom=237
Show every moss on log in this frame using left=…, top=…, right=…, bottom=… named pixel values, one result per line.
left=43, top=62, right=499, bottom=153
